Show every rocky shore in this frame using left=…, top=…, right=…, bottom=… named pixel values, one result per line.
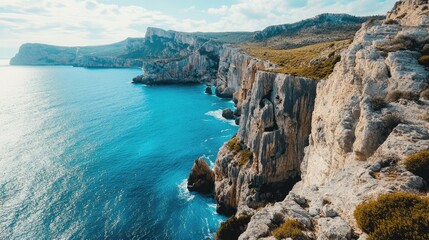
left=186, top=1, right=429, bottom=239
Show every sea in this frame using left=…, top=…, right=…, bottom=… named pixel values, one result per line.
left=0, top=59, right=237, bottom=239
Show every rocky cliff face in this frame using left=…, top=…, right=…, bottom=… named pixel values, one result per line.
left=132, top=28, right=227, bottom=84
left=133, top=39, right=221, bottom=84
left=215, top=47, right=275, bottom=98
left=214, top=72, right=317, bottom=215
left=237, top=1, right=429, bottom=239
left=387, top=0, right=429, bottom=26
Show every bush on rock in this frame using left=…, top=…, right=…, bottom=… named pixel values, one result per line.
left=354, top=192, right=429, bottom=240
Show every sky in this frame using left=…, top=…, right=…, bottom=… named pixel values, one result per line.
left=0, top=0, right=397, bottom=58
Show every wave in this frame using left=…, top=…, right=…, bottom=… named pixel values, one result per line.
left=177, top=179, right=194, bottom=202
left=205, top=110, right=236, bottom=126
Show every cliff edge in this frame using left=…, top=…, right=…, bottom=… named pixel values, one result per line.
left=235, top=0, right=429, bottom=239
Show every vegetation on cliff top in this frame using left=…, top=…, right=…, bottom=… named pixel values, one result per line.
left=216, top=214, right=252, bottom=240
left=272, top=219, right=307, bottom=240
left=227, top=137, right=253, bottom=167
left=354, top=192, right=429, bottom=240
left=241, top=39, right=351, bottom=80
left=404, top=150, right=429, bottom=183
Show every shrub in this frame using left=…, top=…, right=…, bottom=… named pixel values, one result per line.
left=371, top=97, right=387, bottom=111
left=421, top=113, right=429, bottom=122
left=421, top=89, right=429, bottom=100
left=216, top=215, right=252, bottom=240
left=386, top=90, right=418, bottom=102
left=384, top=19, right=399, bottom=24
left=418, top=55, right=429, bottom=68
left=382, top=113, right=402, bottom=134
left=354, top=192, right=429, bottom=240
left=272, top=219, right=307, bottom=240
left=404, top=150, right=429, bottom=183
left=227, top=137, right=242, bottom=152
left=241, top=39, right=351, bottom=80
left=239, top=149, right=253, bottom=167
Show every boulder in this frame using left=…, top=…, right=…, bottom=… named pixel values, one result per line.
left=187, top=158, right=215, bottom=194
left=222, top=108, right=235, bottom=120
left=205, top=86, right=213, bottom=94
left=132, top=75, right=144, bottom=83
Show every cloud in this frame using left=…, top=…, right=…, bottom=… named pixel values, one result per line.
left=0, top=0, right=397, bottom=57
left=208, top=5, right=229, bottom=15
left=203, top=0, right=397, bottom=32
left=0, top=0, right=205, bottom=51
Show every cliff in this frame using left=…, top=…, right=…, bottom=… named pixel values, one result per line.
left=10, top=38, right=146, bottom=68
left=215, top=72, right=317, bottom=215
left=253, top=14, right=377, bottom=49
left=132, top=13, right=371, bottom=86
left=235, top=0, right=429, bottom=239
left=132, top=28, right=222, bottom=84
left=215, top=47, right=275, bottom=98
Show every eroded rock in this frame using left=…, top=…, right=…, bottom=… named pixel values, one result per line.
left=187, top=158, right=215, bottom=194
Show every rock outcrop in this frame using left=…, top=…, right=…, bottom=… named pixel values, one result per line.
left=215, top=46, right=275, bottom=99
left=214, top=72, right=317, bottom=215
left=187, top=158, right=215, bottom=194
left=133, top=40, right=221, bottom=84
left=222, top=108, right=235, bottom=120
left=237, top=1, right=429, bottom=239
left=205, top=86, right=213, bottom=94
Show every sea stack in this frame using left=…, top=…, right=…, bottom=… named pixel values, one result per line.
left=187, top=158, right=215, bottom=194
left=222, top=108, right=235, bottom=120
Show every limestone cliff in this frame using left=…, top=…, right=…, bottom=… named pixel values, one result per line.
left=215, top=72, right=317, bottom=215
left=132, top=39, right=221, bottom=84
left=237, top=1, right=429, bottom=239
left=215, top=46, right=275, bottom=98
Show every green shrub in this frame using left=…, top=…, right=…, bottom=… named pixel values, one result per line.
left=418, top=55, right=429, bottom=68
left=421, top=89, right=429, bottom=100
left=216, top=215, right=251, bottom=240
left=371, top=97, right=387, bottom=111
left=354, top=192, right=429, bottom=240
left=227, top=137, right=242, bottom=152
left=272, top=219, right=307, bottom=240
left=404, top=150, right=429, bottom=183
left=239, top=149, right=253, bottom=167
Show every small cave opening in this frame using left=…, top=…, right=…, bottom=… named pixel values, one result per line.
left=259, top=174, right=302, bottom=204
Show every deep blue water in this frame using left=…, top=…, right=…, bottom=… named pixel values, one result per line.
left=0, top=61, right=237, bottom=239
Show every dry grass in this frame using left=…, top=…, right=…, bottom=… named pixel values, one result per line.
left=240, top=39, right=352, bottom=80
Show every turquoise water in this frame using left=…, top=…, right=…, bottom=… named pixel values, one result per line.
left=0, top=61, right=237, bottom=239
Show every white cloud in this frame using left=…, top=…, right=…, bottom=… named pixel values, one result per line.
left=0, top=0, right=398, bottom=57
left=208, top=5, right=229, bottom=15
left=0, top=0, right=205, bottom=51
left=202, top=0, right=397, bottom=32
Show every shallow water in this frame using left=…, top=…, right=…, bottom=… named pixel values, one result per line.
left=0, top=63, right=237, bottom=239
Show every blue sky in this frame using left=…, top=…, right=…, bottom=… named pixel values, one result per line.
left=0, top=0, right=397, bottom=58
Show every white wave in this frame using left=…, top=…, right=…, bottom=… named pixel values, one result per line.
left=177, top=179, right=194, bottom=202
left=205, top=109, right=236, bottom=126
left=221, top=129, right=231, bottom=133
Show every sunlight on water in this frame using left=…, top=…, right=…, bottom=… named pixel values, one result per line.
left=0, top=65, right=236, bottom=239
